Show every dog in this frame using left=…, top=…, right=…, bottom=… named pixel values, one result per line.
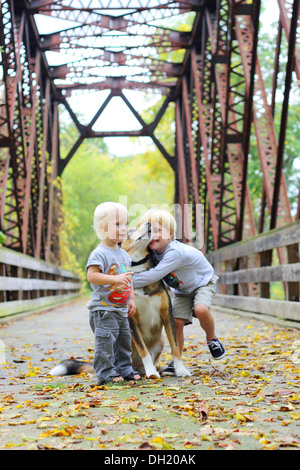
left=49, top=223, right=191, bottom=379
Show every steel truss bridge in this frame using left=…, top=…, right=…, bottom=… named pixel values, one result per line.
left=0, top=0, right=300, bottom=324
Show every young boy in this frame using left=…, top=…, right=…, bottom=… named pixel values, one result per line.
left=132, top=209, right=225, bottom=376
left=86, top=201, right=141, bottom=384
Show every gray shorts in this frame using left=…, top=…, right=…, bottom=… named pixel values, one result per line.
left=172, top=275, right=218, bottom=325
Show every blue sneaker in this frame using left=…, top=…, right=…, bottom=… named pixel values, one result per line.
left=161, top=361, right=175, bottom=376
left=207, top=339, right=226, bottom=360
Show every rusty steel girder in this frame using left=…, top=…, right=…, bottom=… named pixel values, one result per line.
left=174, top=0, right=298, bottom=252
left=0, top=0, right=61, bottom=261
left=177, top=0, right=259, bottom=250
left=0, top=0, right=299, bottom=265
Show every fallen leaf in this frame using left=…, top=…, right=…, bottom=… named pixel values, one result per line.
left=139, top=442, right=152, bottom=449
left=198, top=401, right=208, bottom=421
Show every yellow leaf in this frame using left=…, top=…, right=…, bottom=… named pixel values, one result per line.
left=8, top=419, right=36, bottom=426
left=236, top=412, right=247, bottom=422
left=281, top=420, right=293, bottom=426
left=4, top=442, right=15, bottom=448
left=150, top=436, right=174, bottom=450
left=241, top=370, right=250, bottom=377
left=200, top=434, right=213, bottom=441
left=259, top=437, right=268, bottom=445
left=151, top=437, right=164, bottom=444
left=38, top=425, right=77, bottom=439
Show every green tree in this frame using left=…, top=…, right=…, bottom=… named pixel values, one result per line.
left=59, top=116, right=174, bottom=275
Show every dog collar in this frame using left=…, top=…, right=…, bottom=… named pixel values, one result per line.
left=131, top=254, right=151, bottom=266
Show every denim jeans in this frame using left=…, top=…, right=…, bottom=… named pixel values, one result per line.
left=89, top=310, right=134, bottom=383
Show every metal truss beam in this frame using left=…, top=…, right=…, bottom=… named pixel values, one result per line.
left=174, top=1, right=258, bottom=250
left=0, top=0, right=60, bottom=262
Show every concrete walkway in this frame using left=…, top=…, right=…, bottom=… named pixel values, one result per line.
left=0, top=298, right=300, bottom=451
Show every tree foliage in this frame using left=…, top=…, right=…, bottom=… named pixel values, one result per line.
left=59, top=116, right=174, bottom=274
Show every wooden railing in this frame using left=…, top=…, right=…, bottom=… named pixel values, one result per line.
left=0, top=246, right=81, bottom=318
left=206, top=221, right=300, bottom=324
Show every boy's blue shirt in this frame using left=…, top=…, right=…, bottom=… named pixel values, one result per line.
left=132, top=240, right=214, bottom=294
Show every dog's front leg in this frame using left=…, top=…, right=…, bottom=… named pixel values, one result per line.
left=161, top=313, right=192, bottom=377
left=129, top=318, right=160, bottom=378
left=172, top=356, right=192, bottom=377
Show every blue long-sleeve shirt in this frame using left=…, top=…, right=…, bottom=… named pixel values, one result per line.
left=132, top=240, right=214, bottom=294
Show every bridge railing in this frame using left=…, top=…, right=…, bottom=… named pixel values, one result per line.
left=206, top=220, right=300, bottom=324
left=0, top=246, right=81, bottom=319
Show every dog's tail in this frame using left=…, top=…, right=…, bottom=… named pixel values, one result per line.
left=49, top=359, right=93, bottom=376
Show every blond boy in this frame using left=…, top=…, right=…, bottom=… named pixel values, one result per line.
left=132, top=209, right=225, bottom=375
left=86, top=202, right=141, bottom=384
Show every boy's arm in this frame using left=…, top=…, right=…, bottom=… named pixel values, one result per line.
left=132, top=251, right=181, bottom=288
left=87, top=265, right=133, bottom=288
left=128, top=284, right=136, bottom=317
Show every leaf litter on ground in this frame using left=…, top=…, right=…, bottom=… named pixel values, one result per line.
left=0, top=301, right=300, bottom=450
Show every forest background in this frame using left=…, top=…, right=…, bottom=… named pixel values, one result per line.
left=57, top=8, right=300, bottom=296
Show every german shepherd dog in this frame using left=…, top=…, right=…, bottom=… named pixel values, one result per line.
left=50, top=223, right=191, bottom=379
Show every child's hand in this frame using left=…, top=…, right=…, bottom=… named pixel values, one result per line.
left=128, top=299, right=136, bottom=317
left=113, top=272, right=133, bottom=289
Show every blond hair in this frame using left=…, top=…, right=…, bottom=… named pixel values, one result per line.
left=138, top=209, right=176, bottom=239
left=93, top=202, right=128, bottom=239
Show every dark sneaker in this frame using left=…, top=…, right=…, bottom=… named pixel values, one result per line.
left=207, top=339, right=226, bottom=360
left=161, top=361, right=175, bottom=376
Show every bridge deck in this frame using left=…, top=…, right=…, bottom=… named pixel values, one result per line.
left=0, top=299, right=299, bottom=450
